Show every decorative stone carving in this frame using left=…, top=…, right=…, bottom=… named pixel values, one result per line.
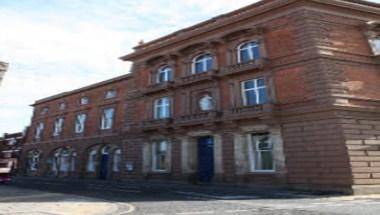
left=199, top=94, right=214, bottom=111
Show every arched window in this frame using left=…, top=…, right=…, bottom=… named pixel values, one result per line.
left=238, top=41, right=260, bottom=63
left=51, top=150, right=60, bottom=173
left=59, top=149, right=70, bottom=173
left=87, top=149, right=97, bottom=172
left=192, top=54, right=213, bottom=74
left=70, top=152, right=77, bottom=172
left=28, top=150, right=40, bottom=171
left=156, top=65, right=172, bottom=83
left=113, top=149, right=122, bottom=172
left=199, top=93, right=214, bottom=111
left=154, top=97, right=171, bottom=119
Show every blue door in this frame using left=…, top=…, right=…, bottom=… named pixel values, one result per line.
left=99, top=154, right=108, bottom=180
left=197, top=136, right=214, bottom=183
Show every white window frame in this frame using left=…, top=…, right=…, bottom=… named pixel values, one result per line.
left=35, top=122, right=44, bottom=139
left=247, top=133, right=275, bottom=173
left=41, top=107, right=48, bottom=115
left=191, top=53, right=213, bottom=74
left=53, top=117, right=64, bottom=136
left=369, top=37, right=380, bottom=55
left=237, top=41, right=260, bottom=63
left=75, top=113, right=87, bottom=134
left=154, top=97, right=171, bottom=119
left=156, top=65, right=172, bottom=83
left=112, top=149, right=122, bottom=172
left=80, top=97, right=89, bottom=105
left=28, top=151, right=40, bottom=171
left=241, top=78, right=267, bottom=106
left=58, top=102, right=66, bottom=110
left=105, top=89, right=117, bottom=99
left=152, top=140, right=170, bottom=172
left=101, top=108, right=114, bottom=130
left=87, top=149, right=97, bottom=172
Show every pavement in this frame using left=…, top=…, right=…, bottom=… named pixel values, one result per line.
left=0, top=177, right=380, bottom=215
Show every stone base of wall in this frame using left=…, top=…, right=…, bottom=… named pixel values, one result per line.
left=352, top=185, right=380, bottom=195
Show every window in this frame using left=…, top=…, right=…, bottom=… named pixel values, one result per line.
left=58, top=102, right=66, bottom=110
left=59, top=149, right=70, bottom=172
left=371, top=37, right=380, bottom=55
left=53, top=117, right=64, bottom=136
left=152, top=140, right=169, bottom=172
left=80, top=97, right=89, bottom=105
left=70, top=152, right=77, bottom=172
left=199, top=94, right=214, bottom=111
left=101, top=108, right=114, bottom=130
left=154, top=97, right=171, bottom=119
left=105, top=89, right=117, bottom=99
left=249, top=133, right=274, bottom=172
left=238, top=41, right=260, bottom=63
left=192, top=54, right=213, bottom=74
left=241, top=78, right=267, bottom=106
left=75, top=113, right=87, bottom=133
left=34, top=122, right=44, bottom=139
left=113, top=149, right=122, bottom=172
left=41, top=107, right=48, bottom=115
left=87, top=149, right=97, bottom=172
left=157, top=65, right=172, bottom=83
left=28, top=150, right=40, bottom=171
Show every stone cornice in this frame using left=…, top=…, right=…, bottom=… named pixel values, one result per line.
left=120, top=0, right=380, bottom=62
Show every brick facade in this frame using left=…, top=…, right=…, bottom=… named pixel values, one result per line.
left=20, top=0, right=380, bottom=193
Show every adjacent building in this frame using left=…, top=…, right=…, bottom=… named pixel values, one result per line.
left=21, top=0, right=380, bottom=194
left=0, top=132, right=25, bottom=172
left=0, top=61, right=8, bottom=86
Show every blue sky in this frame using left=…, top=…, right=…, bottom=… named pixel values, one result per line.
left=0, top=0, right=379, bottom=134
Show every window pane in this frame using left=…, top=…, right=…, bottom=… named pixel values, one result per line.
left=206, top=58, right=213, bottom=71
left=258, top=88, right=267, bottom=104
left=245, top=90, right=257, bottom=106
left=159, top=141, right=167, bottom=152
left=375, top=39, right=380, bottom=51
left=257, top=78, right=265, bottom=87
left=195, top=62, right=203, bottom=73
left=240, top=49, right=250, bottom=62
left=243, top=80, right=255, bottom=89
left=158, top=70, right=167, bottom=82
left=252, top=45, right=260, bottom=59
left=256, top=151, right=273, bottom=170
left=252, top=134, right=274, bottom=171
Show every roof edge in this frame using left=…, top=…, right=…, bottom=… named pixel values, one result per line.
left=33, top=73, right=132, bottom=106
left=120, top=0, right=380, bottom=62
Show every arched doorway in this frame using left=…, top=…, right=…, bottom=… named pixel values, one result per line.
left=26, top=150, right=41, bottom=175
left=86, top=144, right=121, bottom=180
left=99, top=146, right=110, bottom=179
left=48, top=147, right=76, bottom=177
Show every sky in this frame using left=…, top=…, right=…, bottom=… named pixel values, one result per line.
left=0, top=0, right=379, bottom=134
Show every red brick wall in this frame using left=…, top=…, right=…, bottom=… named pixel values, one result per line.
left=343, top=65, right=380, bottom=101
left=273, top=66, right=309, bottom=104
left=282, top=117, right=352, bottom=188
left=26, top=77, right=130, bottom=143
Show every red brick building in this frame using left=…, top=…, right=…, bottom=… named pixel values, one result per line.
left=21, top=0, right=380, bottom=194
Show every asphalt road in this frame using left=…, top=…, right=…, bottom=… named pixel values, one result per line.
left=1, top=179, right=380, bottom=215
